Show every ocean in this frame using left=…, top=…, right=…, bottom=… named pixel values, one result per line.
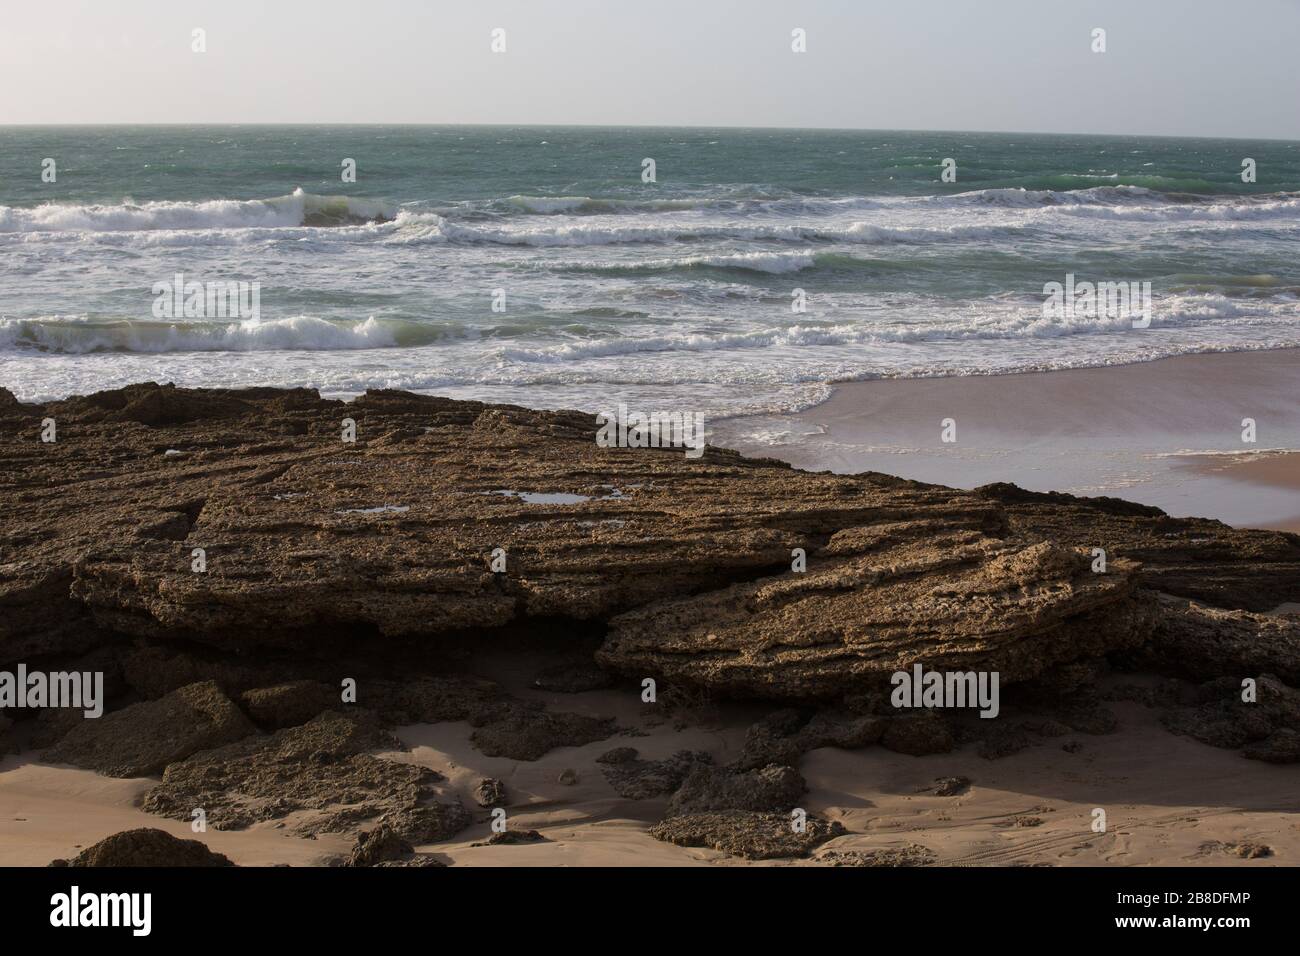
left=2, top=126, right=1298, bottom=419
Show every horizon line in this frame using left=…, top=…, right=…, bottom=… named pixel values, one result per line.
left=1, top=121, right=1298, bottom=143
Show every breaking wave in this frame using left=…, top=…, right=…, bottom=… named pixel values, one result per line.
left=0, top=189, right=395, bottom=233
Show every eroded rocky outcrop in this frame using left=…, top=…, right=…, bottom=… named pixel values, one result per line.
left=4, top=383, right=1293, bottom=671
left=2, top=383, right=1298, bottom=863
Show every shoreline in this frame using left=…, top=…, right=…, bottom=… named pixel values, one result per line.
left=712, top=348, right=1300, bottom=532
left=5, top=346, right=1297, bottom=530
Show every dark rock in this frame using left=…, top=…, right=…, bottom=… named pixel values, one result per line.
left=731, top=708, right=884, bottom=772
left=1140, top=596, right=1300, bottom=683
left=1060, top=704, right=1119, bottom=735
left=817, top=844, right=935, bottom=866
left=49, top=828, right=234, bottom=867
left=347, top=825, right=413, bottom=867
left=650, top=811, right=844, bottom=860
left=533, top=661, right=613, bottom=693
left=1161, top=674, right=1300, bottom=761
left=1020, top=718, right=1073, bottom=737
left=469, top=710, right=615, bottom=761
left=47, top=382, right=258, bottom=427
left=377, top=803, right=473, bottom=843
left=799, top=710, right=887, bottom=751
left=881, top=712, right=954, bottom=756
left=364, top=676, right=510, bottom=727
left=731, top=709, right=808, bottom=770
left=44, top=680, right=256, bottom=777
left=240, top=681, right=336, bottom=729
left=372, top=854, right=447, bottom=867
left=1243, top=729, right=1300, bottom=763
left=596, top=747, right=639, bottom=764
left=667, top=764, right=805, bottom=816
left=473, top=778, right=506, bottom=807
left=978, top=725, right=1033, bottom=760
left=118, top=642, right=301, bottom=699
left=926, top=776, right=971, bottom=797
left=1199, top=840, right=1272, bottom=859
left=473, top=829, right=546, bottom=846
left=600, top=750, right=712, bottom=799
left=141, top=710, right=435, bottom=831
left=367, top=677, right=615, bottom=761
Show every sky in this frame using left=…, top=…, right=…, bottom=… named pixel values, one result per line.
left=1, top=0, right=1297, bottom=138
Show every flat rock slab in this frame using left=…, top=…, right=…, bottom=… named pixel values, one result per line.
left=2, top=383, right=1297, bottom=702
left=599, top=529, right=1151, bottom=698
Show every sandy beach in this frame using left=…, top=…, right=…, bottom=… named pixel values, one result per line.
left=714, top=349, right=1300, bottom=532
left=7, top=611, right=1300, bottom=869
left=4, top=682, right=1297, bottom=868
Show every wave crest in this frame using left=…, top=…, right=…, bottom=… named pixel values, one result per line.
left=0, top=189, right=394, bottom=234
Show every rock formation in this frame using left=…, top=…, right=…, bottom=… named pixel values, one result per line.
left=2, top=383, right=1297, bottom=863
left=4, top=383, right=1293, bottom=670
left=44, top=680, right=256, bottom=777
left=49, top=828, right=234, bottom=867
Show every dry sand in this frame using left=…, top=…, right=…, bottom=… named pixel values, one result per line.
left=713, top=349, right=1300, bottom=531
left=3, top=685, right=1295, bottom=867
left=4, top=638, right=1297, bottom=868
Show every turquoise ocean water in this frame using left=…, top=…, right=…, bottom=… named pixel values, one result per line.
left=1, top=126, right=1298, bottom=417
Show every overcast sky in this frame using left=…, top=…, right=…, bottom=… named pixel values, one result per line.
left=2, top=0, right=1297, bottom=138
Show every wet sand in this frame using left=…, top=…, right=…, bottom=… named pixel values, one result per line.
left=713, top=349, right=1300, bottom=531
left=1173, top=450, right=1300, bottom=531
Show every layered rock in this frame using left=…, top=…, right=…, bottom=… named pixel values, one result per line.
left=598, top=530, right=1152, bottom=698
left=4, top=382, right=1294, bottom=674
left=978, top=483, right=1300, bottom=612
